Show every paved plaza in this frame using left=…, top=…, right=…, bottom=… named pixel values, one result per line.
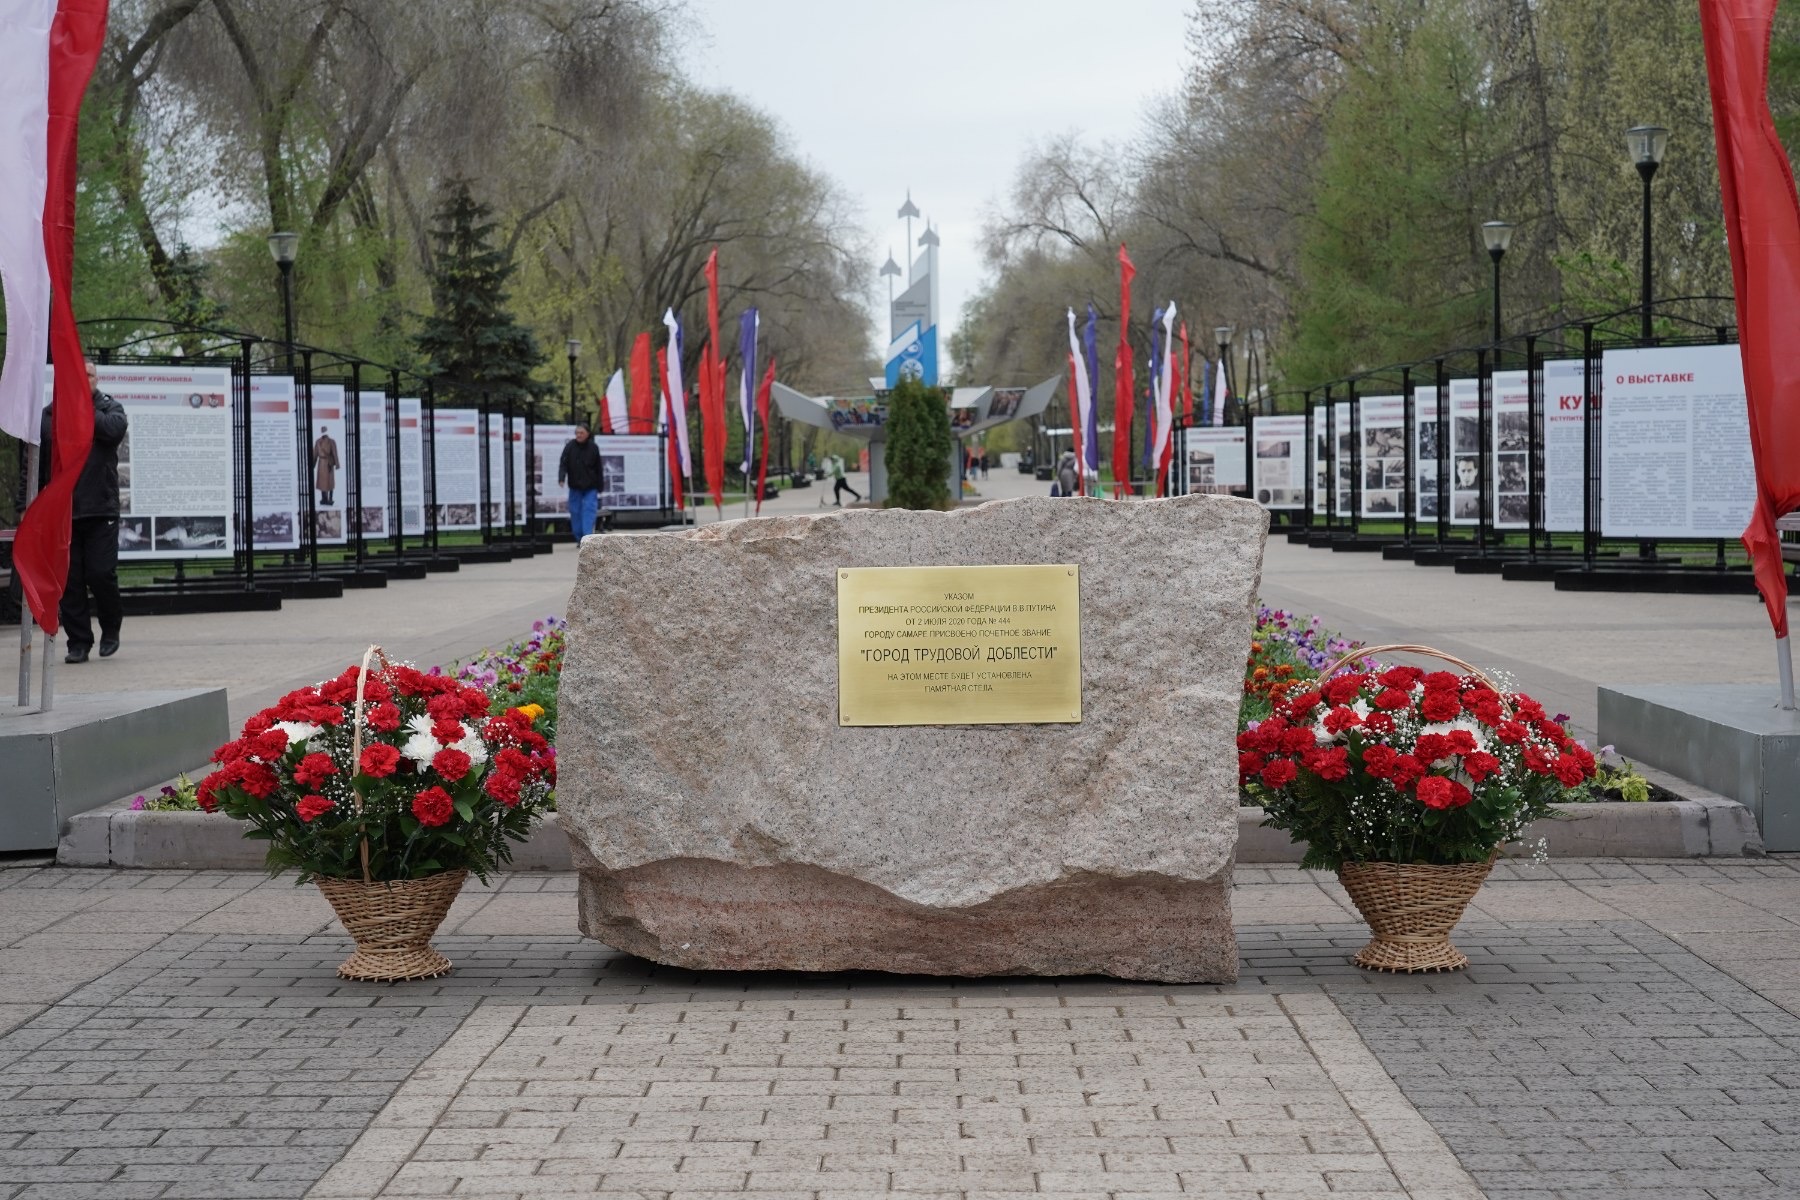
left=9, top=490, right=1800, bottom=1199
left=5, top=859, right=1800, bottom=1198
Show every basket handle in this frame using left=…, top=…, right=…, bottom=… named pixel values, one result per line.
left=349, top=644, right=393, bottom=885
left=1317, top=643, right=1504, bottom=694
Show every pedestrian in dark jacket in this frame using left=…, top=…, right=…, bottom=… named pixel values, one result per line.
left=38, top=360, right=128, bottom=663
left=558, top=423, right=603, bottom=539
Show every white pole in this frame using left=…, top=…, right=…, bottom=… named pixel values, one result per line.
left=17, top=444, right=38, bottom=707
left=1779, top=635, right=1795, bottom=711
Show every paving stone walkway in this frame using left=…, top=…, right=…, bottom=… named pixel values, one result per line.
left=4, top=860, right=1800, bottom=1198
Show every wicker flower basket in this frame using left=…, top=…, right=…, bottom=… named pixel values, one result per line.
left=315, top=869, right=467, bottom=981
left=1336, top=858, right=1494, bottom=972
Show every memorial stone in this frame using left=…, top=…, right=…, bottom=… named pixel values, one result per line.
left=559, top=495, right=1266, bottom=982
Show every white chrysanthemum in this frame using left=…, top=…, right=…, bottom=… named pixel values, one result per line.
left=272, top=721, right=321, bottom=746
left=401, top=715, right=441, bottom=767
left=454, top=730, right=489, bottom=766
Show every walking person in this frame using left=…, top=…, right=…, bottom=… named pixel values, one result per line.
left=558, top=422, right=603, bottom=539
left=830, top=453, right=861, bottom=506
left=1056, top=450, right=1080, bottom=499
left=39, top=360, right=128, bottom=663
left=313, top=425, right=339, bottom=506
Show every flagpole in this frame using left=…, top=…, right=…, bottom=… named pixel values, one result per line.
left=1780, top=636, right=1795, bottom=711
left=17, top=445, right=39, bottom=707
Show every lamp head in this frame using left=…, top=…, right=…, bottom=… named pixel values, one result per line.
left=1213, top=325, right=1234, bottom=349
left=566, top=338, right=581, bottom=359
left=267, top=231, right=299, bottom=265
left=1626, top=124, right=1668, bottom=172
left=1481, top=220, right=1515, bottom=258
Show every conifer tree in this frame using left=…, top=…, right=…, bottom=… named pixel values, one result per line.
left=884, top=377, right=953, bottom=510
left=414, top=179, right=551, bottom=407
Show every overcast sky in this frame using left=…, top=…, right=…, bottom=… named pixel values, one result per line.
left=679, top=0, right=1194, bottom=372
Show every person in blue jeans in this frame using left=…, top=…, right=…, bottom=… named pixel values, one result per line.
left=558, top=423, right=602, bottom=539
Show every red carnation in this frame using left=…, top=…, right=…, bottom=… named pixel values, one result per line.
left=1362, top=744, right=1400, bottom=779
left=432, top=747, right=473, bottom=782
left=431, top=718, right=466, bottom=745
left=495, top=747, right=532, bottom=778
left=1463, top=751, right=1501, bottom=783
left=1239, top=751, right=1268, bottom=781
left=1374, top=688, right=1411, bottom=711
left=411, top=786, right=455, bottom=827
left=367, top=702, right=402, bottom=733
left=1553, top=755, right=1590, bottom=788
left=1496, top=720, right=1528, bottom=745
left=242, top=714, right=273, bottom=737
left=1446, top=730, right=1478, bottom=755
left=1322, top=674, right=1368, bottom=706
left=1282, top=725, right=1318, bottom=753
left=1363, top=712, right=1397, bottom=735
left=1377, top=666, right=1423, bottom=690
left=1414, top=733, right=1453, bottom=763
left=359, top=744, right=401, bottom=778
left=1390, top=754, right=1426, bottom=787
left=294, top=752, right=339, bottom=789
left=1416, top=775, right=1472, bottom=810
left=426, top=694, right=465, bottom=723
left=296, top=794, right=334, bottom=823
left=1420, top=690, right=1463, bottom=722
left=196, top=773, right=222, bottom=813
left=1285, top=691, right=1323, bottom=718
left=1322, top=706, right=1361, bottom=735
left=1523, top=745, right=1556, bottom=775
left=484, top=770, right=523, bottom=806
left=250, top=729, right=290, bottom=760
left=1422, top=671, right=1461, bottom=692
left=1301, top=745, right=1351, bottom=782
left=1260, top=758, right=1298, bottom=788
left=236, top=761, right=279, bottom=799
left=461, top=688, right=494, bottom=719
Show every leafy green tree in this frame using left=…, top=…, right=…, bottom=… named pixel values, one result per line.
left=414, top=180, right=551, bottom=408
left=883, top=377, right=953, bottom=510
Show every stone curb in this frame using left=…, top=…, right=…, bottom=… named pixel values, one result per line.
left=58, top=802, right=576, bottom=871
left=1238, top=792, right=1764, bottom=863
left=61, top=792, right=1762, bottom=869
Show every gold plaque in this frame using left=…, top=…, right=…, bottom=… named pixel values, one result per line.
left=837, top=564, right=1081, bottom=727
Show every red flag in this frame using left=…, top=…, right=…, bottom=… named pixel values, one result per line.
left=1179, top=322, right=1194, bottom=423
left=628, top=332, right=655, bottom=433
left=753, top=358, right=776, bottom=515
left=1700, top=0, right=1800, bottom=638
left=1066, top=351, right=1085, bottom=496
left=658, top=347, right=683, bottom=510
left=701, top=249, right=726, bottom=510
left=14, top=0, right=108, bottom=635
left=1112, top=245, right=1136, bottom=497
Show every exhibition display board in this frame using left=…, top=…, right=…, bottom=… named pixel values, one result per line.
left=1447, top=378, right=1482, bottom=526
left=1600, top=345, right=1755, bottom=539
left=431, top=408, right=482, bottom=531
left=1250, top=414, right=1306, bottom=510
left=533, top=424, right=577, bottom=516
left=1541, top=359, right=1590, bottom=535
left=398, top=398, right=425, bottom=536
left=353, top=392, right=390, bottom=537
left=1356, top=395, right=1406, bottom=519
left=1333, top=401, right=1352, bottom=517
left=595, top=433, right=671, bottom=511
left=1414, top=385, right=1441, bottom=523
left=1174, top=426, right=1246, bottom=496
left=73, top=364, right=237, bottom=560
left=484, top=413, right=513, bottom=528
left=1490, top=371, right=1531, bottom=530
left=249, top=374, right=300, bottom=551
left=1310, top=411, right=1328, bottom=516
left=309, top=384, right=348, bottom=545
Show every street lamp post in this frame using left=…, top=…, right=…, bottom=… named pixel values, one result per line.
left=1626, top=124, right=1669, bottom=342
left=565, top=338, right=581, bottom=424
left=1213, top=324, right=1233, bottom=423
left=1482, top=221, right=1515, bottom=347
left=267, top=231, right=299, bottom=370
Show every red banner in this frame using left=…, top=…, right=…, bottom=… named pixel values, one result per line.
left=14, top=0, right=108, bottom=635
left=627, top=332, right=654, bottom=433
left=1700, top=0, right=1800, bottom=638
left=1111, top=244, right=1136, bottom=496
left=753, top=359, right=776, bottom=515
